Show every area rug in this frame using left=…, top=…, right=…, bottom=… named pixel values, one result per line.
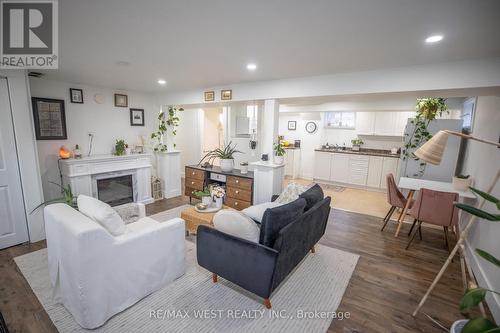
left=15, top=209, right=359, bottom=333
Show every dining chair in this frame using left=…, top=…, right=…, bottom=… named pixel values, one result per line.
left=405, top=188, right=459, bottom=252
left=381, top=174, right=413, bottom=232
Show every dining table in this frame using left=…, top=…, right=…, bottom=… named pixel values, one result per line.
left=394, top=177, right=476, bottom=237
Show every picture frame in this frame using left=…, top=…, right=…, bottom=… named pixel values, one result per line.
left=288, top=120, right=297, bottom=130
left=204, top=91, right=215, bottom=102
left=130, top=108, right=145, bottom=126
left=69, top=88, right=83, bottom=104
left=114, top=93, right=128, bottom=107
left=31, top=97, right=68, bottom=140
left=221, top=89, right=232, bottom=101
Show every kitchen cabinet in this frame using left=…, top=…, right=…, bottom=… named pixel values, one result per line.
left=330, top=153, right=350, bottom=182
left=367, top=156, right=383, bottom=188
left=355, top=112, right=375, bottom=135
left=348, top=155, right=369, bottom=185
left=313, top=151, right=332, bottom=181
left=285, top=148, right=301, bottom=179
left=355, top=111, right=415, bottom=136
left=380, top=157, right=399, bottom=189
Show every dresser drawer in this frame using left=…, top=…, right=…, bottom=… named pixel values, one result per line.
left=185, top=187, right=197, bottom=197
left=185, top=178, right=204, bottom=190
left=226, top=176, right=252, bottom=191
left=185, top=167, right=205, bottom=181
left=227, top=187, right=252, bottom=202
left=225, top=197, right=251, bottom=210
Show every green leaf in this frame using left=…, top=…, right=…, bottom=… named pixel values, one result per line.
left=460, top=288, right=487, bottom=311
left=455, top=203, right=500, bottom=221
left=470, top=187, right=499, bottom=205
left=462, top=317, right=498, bottom=333
left=476, top=249, right=500, bottom=268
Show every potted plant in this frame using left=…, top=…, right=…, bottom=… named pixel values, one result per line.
left=199, top=141, right=242, bottom=172
left=351, top=138, right=364, bottom=151
left=193, top=188, right=212, bottom=206
left=274, top=141, right=286, bottom=165
left=151, top=106, right=184, bottom=152
left=211, top=185, right=225, bottom=208
left=31, top=182, right=75, bottom=214
left=115, top=139, right=126, bottom=156
left=453, top=174, right=473, bottom=191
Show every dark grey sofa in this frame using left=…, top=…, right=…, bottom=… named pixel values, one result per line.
left=196, top=185, right=331, bottom=308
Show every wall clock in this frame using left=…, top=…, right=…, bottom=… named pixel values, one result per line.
left=94, top=93, right=105, bottom=104
left=305, top=121, right=317, bottom=133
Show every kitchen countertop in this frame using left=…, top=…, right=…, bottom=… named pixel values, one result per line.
left=283, top=146, right=300, bottom=149
left=314, top=148, right=399, bottom=158
left=186, top=164, right=254, bottom=179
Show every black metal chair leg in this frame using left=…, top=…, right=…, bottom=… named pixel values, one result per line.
left=407, top=219, right=418, bottom=237
left=406, top=221, right=422, bottom=250
left=381, top=206, right=396, bottom=231
left=444, top=226, right=451, bottom=253
left=418, top=223, right=423, bottom=240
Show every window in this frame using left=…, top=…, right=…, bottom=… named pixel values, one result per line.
left=324, top=112, right=356, bottom=129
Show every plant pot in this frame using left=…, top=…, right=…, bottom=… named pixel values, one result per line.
left=201, top=196, right=212, bottom=206
left=352, top=145, right=360, bottom=151
left=450, top=319, right=469, bottom=333
left=220, top=159, right=234, bottom=172
left=453, top=176, right=472, bottom=191
left=214, top=197, right=223, bottom=208
left=274, top=155, right=284, bottom=165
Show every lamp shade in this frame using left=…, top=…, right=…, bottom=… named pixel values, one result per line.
left=414, top=130, right=449, bottom=165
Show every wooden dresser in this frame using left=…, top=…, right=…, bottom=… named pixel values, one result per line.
left=185, top=165, right=254, bottom=211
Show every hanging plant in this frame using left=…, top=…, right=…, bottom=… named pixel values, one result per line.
left=151, top=106, right=184, bottom=152
left=402, top=98, right=448, bottom=177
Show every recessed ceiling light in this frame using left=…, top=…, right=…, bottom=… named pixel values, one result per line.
left=425, top=35, right=443, bottom=43
left=115, top=60, right=130, bottom=66
left=246, top=63, right=257, bottom=71
left=158, top=79, right=166, bottom=85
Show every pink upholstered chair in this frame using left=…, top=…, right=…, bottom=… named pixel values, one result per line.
left=405, top=188, right=459, bottom=252
left=381, top=174, right=413, bottom=232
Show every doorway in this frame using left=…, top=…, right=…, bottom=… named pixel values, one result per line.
left=201, top=108, right=225, bottom=165
left=0, top=77, right=29, bottom=249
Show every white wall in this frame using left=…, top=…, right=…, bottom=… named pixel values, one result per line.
left=30, top=78, right=159, bottom=201
left=176, top=108, right=203, bottom=174
left=460, top=96, right=500, bottom=322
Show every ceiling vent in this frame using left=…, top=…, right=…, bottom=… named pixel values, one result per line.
left=28, top=72, right=44, bottom=78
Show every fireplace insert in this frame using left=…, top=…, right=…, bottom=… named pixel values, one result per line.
left=97, top=175, right=134, bottom=206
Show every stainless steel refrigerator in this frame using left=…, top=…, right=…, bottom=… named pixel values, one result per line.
left=400, top=118, right=463, bottom=182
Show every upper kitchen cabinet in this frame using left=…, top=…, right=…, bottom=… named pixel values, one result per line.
left=355, top=111, right=415, bottom=136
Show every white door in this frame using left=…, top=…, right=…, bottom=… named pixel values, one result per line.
left=330, top=153, right=350, bottom=182
left=0, top=77, right=29, bottom=249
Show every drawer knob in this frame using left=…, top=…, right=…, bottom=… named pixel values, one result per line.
left=235, top=180, right=239, bottom=183
left=192, top=172, right=195, bottom=175
left=234, top=202, right=238, bottom=206
left=191, top=181, right=195, bottom=185
left=235, top=190, right=239, bottom=194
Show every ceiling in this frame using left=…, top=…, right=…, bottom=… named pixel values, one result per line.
left=43, top=0, right=500, bottom=93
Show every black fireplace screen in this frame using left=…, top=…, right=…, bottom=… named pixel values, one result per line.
left=97, top=175, right=134, bottom=206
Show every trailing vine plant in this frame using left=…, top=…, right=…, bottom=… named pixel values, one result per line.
left=402, top=98, right=448, bottom=177
left=151, top=106, right=184, bottom=152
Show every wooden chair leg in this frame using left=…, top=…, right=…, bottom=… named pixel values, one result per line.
left=407, top=219, right=418, bottom=237
left=381, top=206, right=396, bottom=231
left=406, top=221, right=422, bottom=250
left=212, top=273, right=218, bottom=283
left=264, top=298, right=272, bottom=309
left=311, top=246, right=315, bottom=253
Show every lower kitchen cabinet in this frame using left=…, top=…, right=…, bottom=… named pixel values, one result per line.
left=367, top=156, right=383, bottom=187
left=380, top=157, right=399, bottom=189
left=330, top=153, right=349, bottom=182
left=314, top=151, right=332, bottom=181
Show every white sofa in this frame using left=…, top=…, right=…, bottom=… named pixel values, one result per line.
left=44, top=203, right=186, bottom=329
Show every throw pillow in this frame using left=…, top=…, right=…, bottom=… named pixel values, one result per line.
left=213, top=209, right=260, bottom=243
left=77, top=195, right=126, bottom=236
left=259, top=198, right=306, bottom=247
left=299, top=184, right=325, bottom=211
left=241, top=201, right=284, bottom=223
left=275, top=182, right=309, bottom=204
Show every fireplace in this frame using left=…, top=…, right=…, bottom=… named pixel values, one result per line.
left=97, top=175, right=134, bottom=206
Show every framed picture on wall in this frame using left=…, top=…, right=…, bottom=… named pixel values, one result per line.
left=69, top=88, right=83, bottom=103
left=288, top=121, right=297, bottom=130
left=204, top=91, right=215, bottom=102
left=114, top=93, right=128, bottom=107
left=221, top=89, right=232, bottom=100
left=31, top=97, right=68, bottom=140
left=130, top=108, right=145, bottom=126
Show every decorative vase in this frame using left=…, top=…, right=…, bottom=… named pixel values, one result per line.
left=125, top=147, right=132, bottom=155
left=202, top=196, right=212, bottom=206
left=214, top=197, right=223, bottom=208
left=453, top=176, right=472, bottom=191
left=274, top=155, right=284, bottom=165
left=220, top=159, right=234, bottom=172
left=450, top=319, right=468, bottom=333
left=240, top=164, right=248, bottom=174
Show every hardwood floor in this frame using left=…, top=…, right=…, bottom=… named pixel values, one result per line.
left=0, top=196, right=480, bottom=333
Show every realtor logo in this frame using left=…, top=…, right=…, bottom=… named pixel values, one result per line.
left=1, top=0, right=58, bottom=68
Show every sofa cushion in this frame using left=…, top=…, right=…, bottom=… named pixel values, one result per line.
left=241, top=201, right=284, bottom=223
left=259, top=198, right=306, bottom=247
left=213, top=209, right=260, bottom=243
left=77, top=195, right=126, bottom=236
left=275, top=182, right=308, bottom=204
left=299, top=184, right=324, bottom=211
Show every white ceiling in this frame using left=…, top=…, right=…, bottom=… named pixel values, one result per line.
left=43, top=0, right=500, bottom=93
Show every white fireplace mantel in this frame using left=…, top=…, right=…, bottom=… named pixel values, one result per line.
left=60, top=154, right=154, bottom=204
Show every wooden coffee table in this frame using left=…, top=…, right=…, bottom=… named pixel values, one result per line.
left=181, top=205, right=230, bottom=235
